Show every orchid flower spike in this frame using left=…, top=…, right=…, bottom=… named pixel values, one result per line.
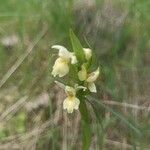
left=51, top=45, right=77, bottom=77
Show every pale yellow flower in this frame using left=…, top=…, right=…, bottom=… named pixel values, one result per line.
left=63, top=86, right=80, bottom=113
left=63, top=96, right=80, bottom=113
left=51, top=45, right=77, bottom=77
left=78, top=66, right=99, bottom=93
left=52, top=57, right=69, bottom=77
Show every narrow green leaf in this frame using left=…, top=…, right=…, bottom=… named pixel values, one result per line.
left=69, top=29, right=85, bottom=64
left=87, top=96, right=141, bottom=136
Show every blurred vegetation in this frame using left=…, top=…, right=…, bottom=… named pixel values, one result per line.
left=0, top=0, right=149, bottom=149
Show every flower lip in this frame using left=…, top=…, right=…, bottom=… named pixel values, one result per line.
left=63, top=96, right=80, bottom=113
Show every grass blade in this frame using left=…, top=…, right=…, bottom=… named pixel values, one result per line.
left=87, top=96, right=141, bottom=136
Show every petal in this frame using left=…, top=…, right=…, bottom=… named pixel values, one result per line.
left=65, top=86, right=76, bottom=97
left=67, top=108, right=74, bottom=113
left=86, top=67, right=99, bottom=82
left=78, top=65, right=87, bottom=81
left=75, top=84, right=87, bottom=91
left=63, top=98, right=68, bottom=109
left=88, top=82, right=97, bottom=93
left=83, top=48, right=92, bottom=60
left=54, top=81, right=65, bottom=89
left=63, top=98, right=69, bottom=110
left=73, top=97, right=80, bottom=110
left=52, top=57, right=69, bottom=77
left=52, top=45, right=71, bottom=60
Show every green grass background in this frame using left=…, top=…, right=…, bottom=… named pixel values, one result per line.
left=0, top=0, right=149, bottom=149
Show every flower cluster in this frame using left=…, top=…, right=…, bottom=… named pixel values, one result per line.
left=51, top=45, right=99, bottom=113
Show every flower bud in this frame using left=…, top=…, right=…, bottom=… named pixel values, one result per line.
left=83, top=48, right=92, bottom=60
left=78, top=65, right=87, bottom=81
left=70, top=53, right=78, bottom=64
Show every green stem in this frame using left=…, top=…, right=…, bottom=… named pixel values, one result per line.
left=79, top=93, right=91, bottom=150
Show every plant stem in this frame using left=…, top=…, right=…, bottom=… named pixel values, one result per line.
left=78, top=93, right=91, bottom=150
